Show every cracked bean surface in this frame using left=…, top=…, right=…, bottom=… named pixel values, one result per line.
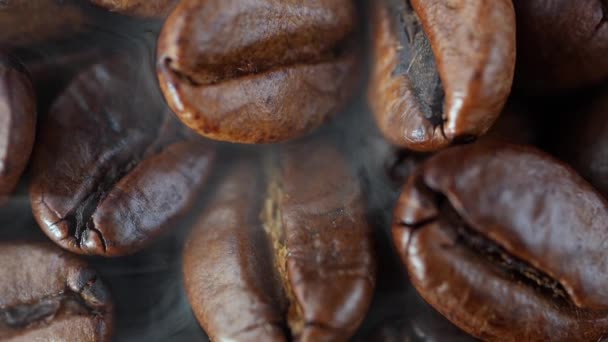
left=29, top=53, right=215, bottom=256
left=156, top=0, right=360, bottom=144
left=393, top=142, right=608, bottom=341
left=183, top=139, right=376, bottom=341
left=369, top=0, right=515, bottom=152
left=0, top=242, right=113, bottom=341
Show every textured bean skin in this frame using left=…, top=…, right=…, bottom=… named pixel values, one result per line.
left=157, top=0, right=359, bottom=143
left=0, top=55, right=36, bottom=205
left=183, top=139, right=375, bottom=341
left=393, top=142, right=608, bottom=341
left=513, top=0, right=608, bottom=92
left=369, top=0, right=515, bottom=152
left=89, top=0, right=179, bottom=17
left=29, top=55, right=215, bottom=256
left=0, top=242, right=113, bottom=341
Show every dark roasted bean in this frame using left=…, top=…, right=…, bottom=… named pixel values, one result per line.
left=29, top=53, right=215, bottom=256
left=156, top=0, right=359, bottom=143
left=393, top=142, right=608, bottom=341
left=369, top=0, right=515, bottom=152
left=183, top=139, right=375, bottom=341
left=0, top=242, right=113, bottom=341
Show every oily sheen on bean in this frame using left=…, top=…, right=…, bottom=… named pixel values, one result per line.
left=29, top=53, right=215, bottom=257
left=157, top=0, right=359, bottom=143
left=183, top=140, right=376, bottom=341
left=369, top=0, right=515, bottom=151
left=393, top=142, right=608, bottom=341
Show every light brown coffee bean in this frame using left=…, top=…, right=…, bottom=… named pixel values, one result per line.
left=369, top=0, right=515, bottom=151
left=157, top=0, right=359, bottom=143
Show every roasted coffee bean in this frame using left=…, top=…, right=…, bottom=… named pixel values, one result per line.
left=157, top=0, right=359, bottom=144
left=551, top=87, right=608, bottom=198
left=89, top=0, right=179, bottom=17
left=0, top=54, right=36, bottom=205
left=29, top=54, right=215, bottom=257
left=513, top=0, right=608, bottom=92
left=0, top=0, right=87, bottom=47
left=392, top=142, right=608, bottom=340
left=183, top=140, right=376, bottom=341
left=0, top=242, right=113, bottom=341
left=369, top=0, right=516, bottom=152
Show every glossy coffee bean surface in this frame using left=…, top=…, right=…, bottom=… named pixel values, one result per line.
left=369, top=0, right=515, bottom=152
left=0, top=242, right=113, bottom=341
left=29, top=53, right=215, bottom=256
left=157, top=0, right=359, bottom=143
left=183, top=139, right=376, bottom=341
left=393, top=142, right=608, bottom=341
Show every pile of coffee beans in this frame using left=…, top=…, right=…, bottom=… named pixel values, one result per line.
left=0, top=0, right=607, bottom=341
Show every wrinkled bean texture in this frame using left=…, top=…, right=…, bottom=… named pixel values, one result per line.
left=513, top=0, right=608, bottom=92
left=89, top=0, right=179, bottom=17
left=0, top=54, right=36, bottom=205
left=183, top=139, right=376, bottom=341
left=157, top=0, right=359, bottom=143
left=29, top=54, right=215, bottom=257
left=0, top=242, right=113, bottom=341
left=393, top=142, right=608, bottom=341
left=369, top=0, right=515, bottom=152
